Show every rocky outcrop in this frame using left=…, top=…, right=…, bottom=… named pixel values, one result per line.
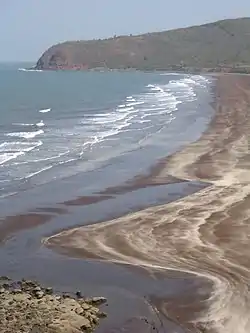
left=35, top=18, right=250, bottom=71
left=0, top=277, right=107, bottom=333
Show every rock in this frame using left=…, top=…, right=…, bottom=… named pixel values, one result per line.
left=80, top=318, right=92, bottom=331
left=76, top=291, right=82, bottom=298
left=0, top=288, right=5, bottom=294
left=12, top=289, right=22, bottom=294
left=24, top=280, right=37, bottom=287
left=75, top=307, right=84, bottom=315
left=81, top=303, right=91, bottom=311
left=35, top=291, right=44, bottom=299
left=45, top=287, right=53, bottom=294
left=30, top=324, right=44, bottom=333
left=2, top=283, right=10, bottom=289
left=86, top=297, right=107, bottom=305
left=98, top=311, right=108, bottom=318
left=89, top=307, right=99, bottom=315
left=0, top=276, right=11, bottom=281
left=63, top=298, right=80, bottom=308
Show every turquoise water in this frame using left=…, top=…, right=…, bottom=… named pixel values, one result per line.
left=0, top=64, right=212, bottom=203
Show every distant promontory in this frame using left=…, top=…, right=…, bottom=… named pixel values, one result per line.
left=35, top=18, right=250, bottom=73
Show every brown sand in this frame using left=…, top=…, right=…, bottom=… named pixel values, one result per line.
left=45, top=75, right=250, bottom=333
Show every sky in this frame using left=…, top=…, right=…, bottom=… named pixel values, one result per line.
left=1, top=0, right=250, bottom=62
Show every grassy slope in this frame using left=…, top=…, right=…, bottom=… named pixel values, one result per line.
left=36, top=18, right=250, bottom=71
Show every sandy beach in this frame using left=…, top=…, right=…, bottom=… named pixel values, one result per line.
left=44, top=74, right=250, bottom=333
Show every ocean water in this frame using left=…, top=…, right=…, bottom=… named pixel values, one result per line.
left=0, top=64, right=212, bottom=206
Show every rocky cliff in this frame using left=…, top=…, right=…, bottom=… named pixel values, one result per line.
left=35, top=18, right=250, bottom=71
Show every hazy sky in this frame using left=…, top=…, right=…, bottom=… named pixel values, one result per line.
left=1, top=0, right=250, bottom=62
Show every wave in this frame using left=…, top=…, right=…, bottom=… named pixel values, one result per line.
left=126, top=101, right=145, bottom=107
left=0, top=141, right=43, bottom=166
left=13, top=122, right=34, bottom=126
left=15, top=150, right=70, bottom=164
left=126, top=96, right=136, bottom=102
left=78, top=74, right=210, bottom=153
left=39, top=108, right=51, bottom=113
left=5, top=129, right=44, bottom=139
left=116, top=106, right=134, bottom=112
left=160, top=72, right=183, bottom=76
left=0, top=152, right=24, bottom=165
left=24, top=165, right=53, bottom=179
left=18, top=68, right=43, bottom=72
left=36, top=120, right=45, bottom=127
left=0, top=140, right=42, bottom=152
left=90, top=113, right=129, bottom=125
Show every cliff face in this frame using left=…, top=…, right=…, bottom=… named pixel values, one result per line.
left=35, top=18, right=250, bottom=71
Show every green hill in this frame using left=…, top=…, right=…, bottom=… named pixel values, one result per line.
left=35, top=18, right=250, bottom=72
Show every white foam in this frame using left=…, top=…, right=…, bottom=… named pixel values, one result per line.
left=91, top=113, right=128, bottom=125
left=126, top=101, right=144, bottom=107
left=18, top=68, right=43, bottom=72
left=0, top=152, right=24, bottom=165
left=24, top=165, right=53, bottom=179
left=5, top=129, right=44, bottom=139
left=168, top=81, right=189, bottom=88
left=36, top=120, right=45, bottom=127
left=116, top=107, right=134, bottom=112
left=160, top=72, right=183, bottom=76
left=0, top=141, right=42, bottom=153
left=149, top=86, right=164, bottom=93
left=140, top=107, right=167, bottom=112
left=39, top=108, right=51, bottom=113
left=0, top=192, right=18, bottom=199
left=13, top=122, right=34, bottom=126
left=136, top=119, right=151, bottom=124
left=22, top=150, right=69, bottom=163
left=126, top=96, right=136, bottom=102
left=0, top=140, right=43, bottom=166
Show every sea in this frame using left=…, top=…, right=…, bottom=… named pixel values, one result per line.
left=0, top=63, right=215, bottom=332
left=0, top=63, right=213, bottom=211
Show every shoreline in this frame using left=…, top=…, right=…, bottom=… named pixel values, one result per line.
left=45, top=74, right=250, bottom=332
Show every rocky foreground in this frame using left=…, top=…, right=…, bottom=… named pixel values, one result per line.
left=0, top=276, right=107, bottom=333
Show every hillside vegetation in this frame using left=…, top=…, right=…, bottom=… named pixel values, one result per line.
left=35, top=18, right=250, bottom=72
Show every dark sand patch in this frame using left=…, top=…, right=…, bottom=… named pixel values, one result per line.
left=0, top=213, right=52, bottom=243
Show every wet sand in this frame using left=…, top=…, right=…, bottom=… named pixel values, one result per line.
left=45, top=74, right=250, bottom=333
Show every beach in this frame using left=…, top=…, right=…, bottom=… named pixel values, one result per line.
left=42, top=74, right=250, bottom=333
